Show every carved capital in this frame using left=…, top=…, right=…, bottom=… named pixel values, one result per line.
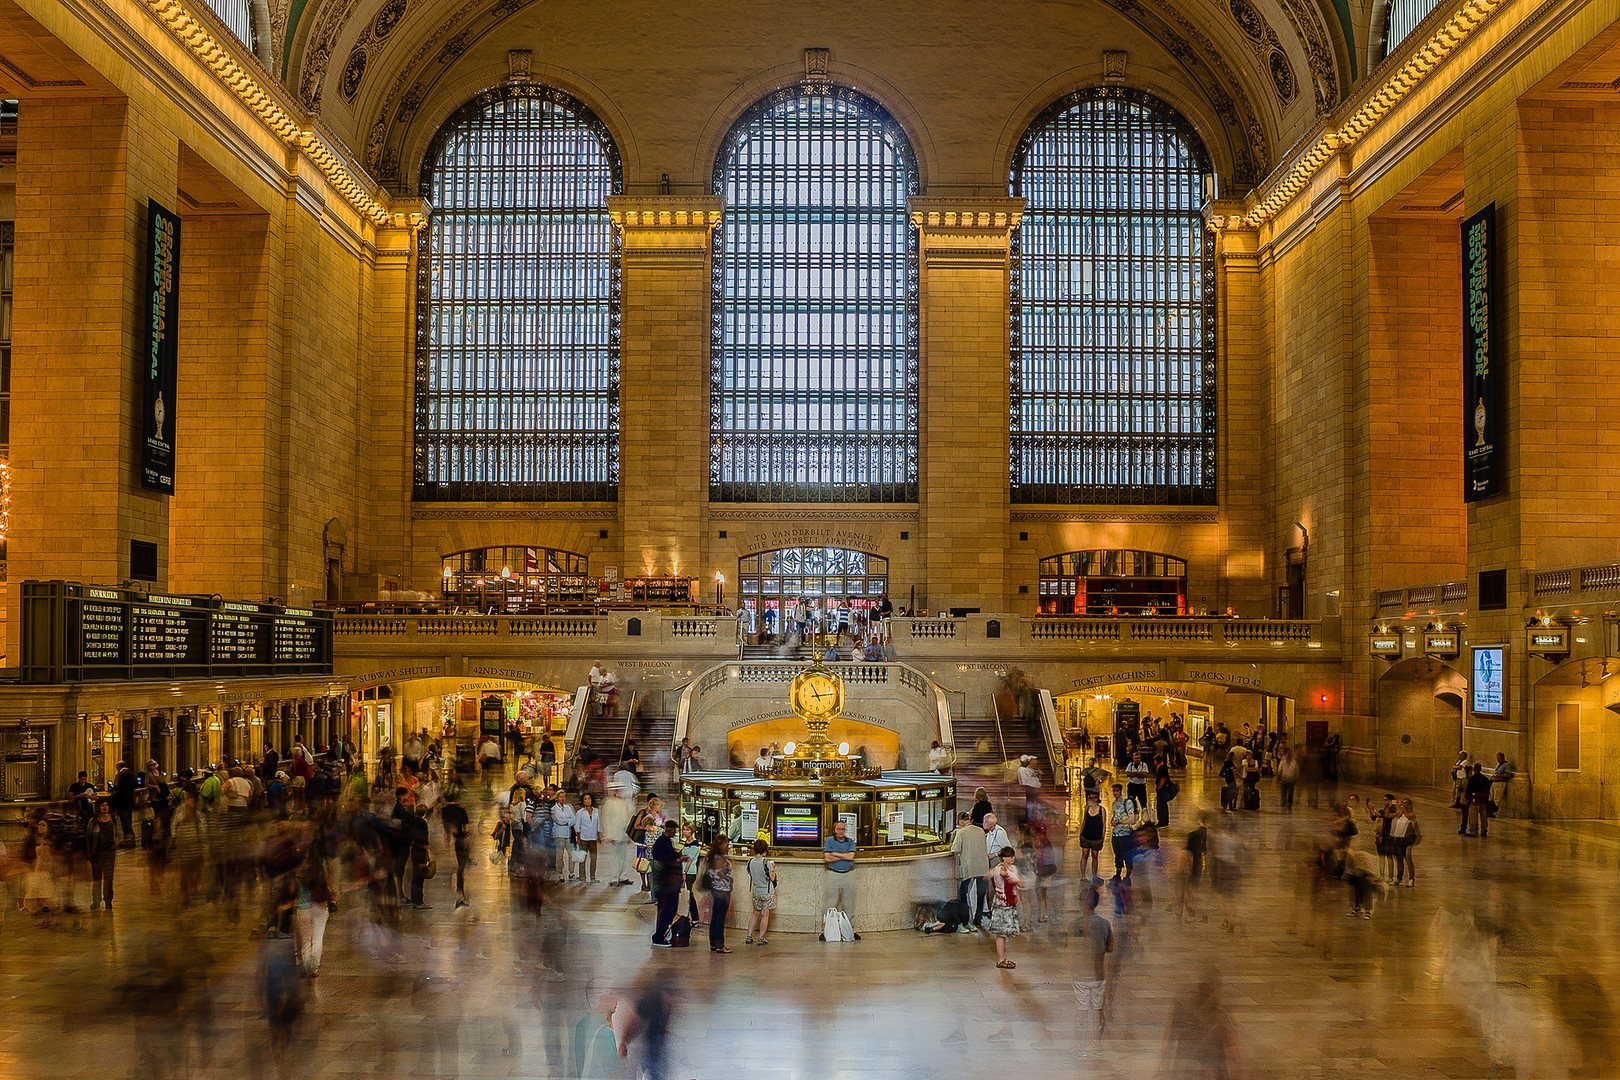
left=907, top=196, right=1025, bottom=234
left=1203, top=198, right=1256, bottom=234
left=607, top=196, right=725, bottom=232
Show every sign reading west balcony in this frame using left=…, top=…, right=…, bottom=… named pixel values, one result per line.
left=1462, top=204, right=1498, bottom=502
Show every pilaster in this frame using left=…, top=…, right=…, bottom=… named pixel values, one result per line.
left=609, top=196, right=723, bottom=577
left=910, top=196, right=1022, bottom=613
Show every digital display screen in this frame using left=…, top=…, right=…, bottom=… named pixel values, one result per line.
left=772, top=814, right=821, bottom=845
left=1472, top=646, right=1505, bottom=715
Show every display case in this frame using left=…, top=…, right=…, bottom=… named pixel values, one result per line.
left=677, top=771, right=950, bottom=855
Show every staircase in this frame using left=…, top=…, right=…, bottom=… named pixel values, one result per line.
left=741, top=642, right=851, bottom=661
left=576, top=696, right=676, bottom=770
left=951, top=710, right=1067, bottom=799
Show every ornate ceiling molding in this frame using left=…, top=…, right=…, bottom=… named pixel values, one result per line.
left=1227, top=0, right=1300, bottom=105
left=298, top=0, right=410, bottom=107
left=1102, top=0, right=1274, bottom=183
left=1011, top=510, right=1221, bottom=524
left=1266, top=0, right=1342, bottom=114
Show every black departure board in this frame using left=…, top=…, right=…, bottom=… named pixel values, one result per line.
left=19, top=581, right=334, bottom=683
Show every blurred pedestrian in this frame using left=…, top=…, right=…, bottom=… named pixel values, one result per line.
left=574, top=791, right=601, bottom=884
left=86, top=800, right=118, bottom=910
left=988, top=845, right=1021, bottom=968
left=1077, top=789, right=1105, bottom=881
left=1072, top=887, right=1112, bottom=1055
left=1109, top=784, right=1140, bottom=881
left=1276, top=745, right=1299, bottom=810
left=706, top=834, right=734, bottom=952
left=650, top=820, right=682, bottom=945
left=1391, top=798, right=1419, bottom=887
left=745, top=839, right=776, bottom=945
left=440, top=788, right=471, bottom=907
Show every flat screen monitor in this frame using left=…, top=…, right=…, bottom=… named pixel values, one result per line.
left=1471, top=645, right=1505, bottom=715
left=772, top=812, right=821, bottom=846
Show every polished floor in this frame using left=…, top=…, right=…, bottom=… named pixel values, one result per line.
left=2, top=770, right=1617, bottom=1079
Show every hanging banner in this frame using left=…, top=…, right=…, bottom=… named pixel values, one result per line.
left=1462, top=204, right=1497, bottom=502
left=140, top=200, right=181, bottom=494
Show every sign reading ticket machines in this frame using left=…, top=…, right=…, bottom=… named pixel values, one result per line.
left=141, top=200, right=181, bottom=494
left=1463, top=203, right=1497, bottom=502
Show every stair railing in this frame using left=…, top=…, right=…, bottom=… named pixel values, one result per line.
left=988, top=696, right=1009, bottom=765
left=617, top=690, right=639, bottom=765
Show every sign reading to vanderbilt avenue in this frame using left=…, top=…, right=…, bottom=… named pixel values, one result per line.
left=1462, top=203, right=1498, bottom=502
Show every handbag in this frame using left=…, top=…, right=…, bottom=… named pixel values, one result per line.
left=419, top=850, right=437, bottom=879
left=571, top=846, right=588, bottom=865
left=1161, top=780, right=1179, bottom=802
left=634, top=856, right=651, bottom=873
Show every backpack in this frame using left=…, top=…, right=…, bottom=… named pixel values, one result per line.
left=749, top=856, right=775, bottom=899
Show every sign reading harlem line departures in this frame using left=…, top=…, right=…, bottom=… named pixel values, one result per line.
left=141, top=200, right=181, bottom=495
left=1463, top=204, right=1498, bottom=502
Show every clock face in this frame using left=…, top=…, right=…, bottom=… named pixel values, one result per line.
left=792, top=671, right=842, bottom=719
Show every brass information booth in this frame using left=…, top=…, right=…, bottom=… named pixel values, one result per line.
left=676, top=661, right=955, bottom=933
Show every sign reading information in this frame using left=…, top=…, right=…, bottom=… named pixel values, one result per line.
left=1462, top=204, right=1498, bottom=501
left=141, top=200, right=181, bottom=494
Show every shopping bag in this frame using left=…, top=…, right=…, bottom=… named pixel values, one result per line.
left=823, top=908, right=841, bottom=941
left=835, top=909, right=855, bottom=942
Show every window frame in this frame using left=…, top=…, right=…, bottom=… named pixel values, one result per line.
left=1008, top=86, right=1217, bottom=506
left=414, top=84, right=623, bottom=502
left=709, top=84, right=920, bottom=504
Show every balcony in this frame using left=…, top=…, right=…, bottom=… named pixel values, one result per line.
left=885, top=614, right=1339, bottom=658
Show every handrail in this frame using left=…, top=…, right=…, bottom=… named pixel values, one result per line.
left=988, top=696, right=1008, bottom=765
left=1036, top=687, right=1067, bottom=789
left=617, top=691, right=638, bottom=766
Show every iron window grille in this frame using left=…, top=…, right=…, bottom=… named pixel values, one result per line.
left=711, top=85, right=919, bottom=503
left=1009, top=88, right=1216, bottom=506
left=415, top=85, right=622, bottom=501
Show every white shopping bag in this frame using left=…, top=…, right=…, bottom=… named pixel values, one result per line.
left=823, top=908, right=841, bottom=941
left=835, top=909, right=855, bottom=941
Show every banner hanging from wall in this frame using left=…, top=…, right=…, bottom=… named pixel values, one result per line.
left=140, top=199, right=181, bottom=494
left=1462, top=203, right=1497, bottom=501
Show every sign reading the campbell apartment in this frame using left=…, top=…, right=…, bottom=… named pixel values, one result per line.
left=141, top=200, right=181, bottom=494
left=1462, top=204, right=1498, bottom=502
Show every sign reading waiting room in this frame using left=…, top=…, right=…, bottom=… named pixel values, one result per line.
left=1462, top=203, right=1498, bottom=502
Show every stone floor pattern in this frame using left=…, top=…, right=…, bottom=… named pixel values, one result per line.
left=2, top=770, right=1616, bottom=1079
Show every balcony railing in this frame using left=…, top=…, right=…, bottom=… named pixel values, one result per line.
left=1373, top=579, right=1468, bottom=616
left=888, top=615, right=1336, bottom=653
left=1533, top=561, right=1620, bottom=604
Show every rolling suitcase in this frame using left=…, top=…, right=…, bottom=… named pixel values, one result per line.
left=1243, top=787, right=1260, bottom=811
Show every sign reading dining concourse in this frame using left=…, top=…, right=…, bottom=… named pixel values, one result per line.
left=1462, top=204, right=1498, bottom=502
left=141, top=200, right=181, bottom=494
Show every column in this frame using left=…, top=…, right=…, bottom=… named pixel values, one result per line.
left=910, top=197, right=1022, bottom=613
left=608, top=198, right=722, bottom=577
left=8, top=97, right=178, bottom=657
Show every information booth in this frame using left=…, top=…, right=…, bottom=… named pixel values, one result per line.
left=678, top=771, right=950, bottom=853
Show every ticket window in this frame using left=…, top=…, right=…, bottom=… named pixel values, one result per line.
left=1, top=728, right=48, bottom=800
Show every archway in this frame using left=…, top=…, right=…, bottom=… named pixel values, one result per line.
left=1376, top=657, right=1467, bottom=788
left=1531, top=656, right=1620, bottom=821
left=736, top=546, right=889, bottom=641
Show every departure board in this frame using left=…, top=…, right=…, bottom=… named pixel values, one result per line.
left=132, top=603, right=209, bottom=665
left=19, top=582, right=334, bottom=683
left=273, top=612, right=321, bottom=662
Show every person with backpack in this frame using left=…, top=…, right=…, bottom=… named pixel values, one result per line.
left=744, top=839, right=776, bottom=945
left=1109, top=783, right=1140, bottom=881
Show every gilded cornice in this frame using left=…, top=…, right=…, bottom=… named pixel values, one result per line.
left=1213, top=0, right=1509, bottom=231
left=607, top=197, right=725, bottom=231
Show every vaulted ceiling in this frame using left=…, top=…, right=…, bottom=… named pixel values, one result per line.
left=270, top=0, right=1361, bottom=197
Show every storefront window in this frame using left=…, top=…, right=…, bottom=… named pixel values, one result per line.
left=1037, top=549, right=1187, bottom=615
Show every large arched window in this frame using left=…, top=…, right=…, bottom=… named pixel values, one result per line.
left=415, top=86, right=621, bottom=501
left=711, top=86, right=919, bottom=503
left=1010, top=88, right=1215, bottom=505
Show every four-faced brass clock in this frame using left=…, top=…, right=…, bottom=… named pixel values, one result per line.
left=790, top=664, right=844, bottom=722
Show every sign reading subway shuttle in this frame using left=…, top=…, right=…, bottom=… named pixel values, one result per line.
left=141, top=200, right=180, bottom=494
left=1463, top=203, right=1497, bottom=501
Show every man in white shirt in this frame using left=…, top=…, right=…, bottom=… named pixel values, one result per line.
left=1450, top=751, right=1470, bottom=807
left=753, top=747, right=773, bottom=771
left=981, top=812, right=1011, bottom=926
left=552, top=793, right=577, bottom=882
left=1017, top=756, right=1042, bottom=821
left=927, top=741, right=949, bottom=774
left=1123, top=752, right=1150, bottom=810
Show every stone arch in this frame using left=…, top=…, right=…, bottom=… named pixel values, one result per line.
left=1376, top=656, right=1466, bottom=788
left=384, top=62, right=639, bottom=194
left=994, top=65, right=1243, bottom=189
left=691, top=60, right=936, bottom=194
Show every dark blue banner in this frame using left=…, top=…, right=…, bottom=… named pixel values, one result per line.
left=1463, top=204, right=1497, bottom=501
left=140, top=200, right=180, bottom=494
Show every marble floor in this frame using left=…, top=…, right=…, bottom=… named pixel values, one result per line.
left=2, top=770, right=1617, bottom=1080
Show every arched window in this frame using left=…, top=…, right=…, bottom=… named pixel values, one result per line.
left=416, top=86, right=621, bottom=501
left=711, top=86, right=919, bottom=503
left=1010, top=88, right=1215, bottom=505
left=204, top=0, right=252, bottom=50
left=1377, top=0, right=1443, bottom=59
